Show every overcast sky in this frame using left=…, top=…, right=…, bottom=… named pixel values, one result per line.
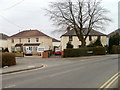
left=0, top=0, right=119, bottom=39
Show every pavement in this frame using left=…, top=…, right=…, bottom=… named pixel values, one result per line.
left=0, top=57, right=44, bottom=75
left=2, top=54, right=119, bottom=88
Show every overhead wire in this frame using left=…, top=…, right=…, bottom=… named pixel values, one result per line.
left=0, top=0, right=25, bottom=29
left=3, top=0, right=24, bottom=11
left=0, top=14, right=24, bottom=29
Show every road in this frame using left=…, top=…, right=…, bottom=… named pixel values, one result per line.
left=2, top=55, right=119, bottom=88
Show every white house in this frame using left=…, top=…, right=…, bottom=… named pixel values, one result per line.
left=61, top=28, right=107, bottom=51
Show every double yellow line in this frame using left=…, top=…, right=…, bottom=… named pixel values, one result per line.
left=98, top=72, right=120, bottom=90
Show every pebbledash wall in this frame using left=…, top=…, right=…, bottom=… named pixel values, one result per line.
left=61, top=36, right=107, bottom=51
left=0, top=39, right=8, bottom=49
left=7, top=36, right=53, bottom=52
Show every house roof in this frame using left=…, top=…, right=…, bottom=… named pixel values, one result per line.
left=0, top=33, right=9, bottom=40
left=9, top=30, right=51, bottom=38
left=108, top=29, right=120, bottom=37
left=61, top=28, right=107, bottom=37
left=52, top=38, right=60, bottom=42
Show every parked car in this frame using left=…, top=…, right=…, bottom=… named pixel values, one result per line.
left=55, top=49, right=61, bottom=55
left=25, top=50, right=32, bottom=56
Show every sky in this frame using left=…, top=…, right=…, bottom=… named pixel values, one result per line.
left=0, top=0, right=119, bottom=39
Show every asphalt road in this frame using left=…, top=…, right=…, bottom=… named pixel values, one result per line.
left=2, top=55, right=119, bottom=88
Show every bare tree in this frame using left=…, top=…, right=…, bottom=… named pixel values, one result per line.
left=45, top=0, right=111, bottom=47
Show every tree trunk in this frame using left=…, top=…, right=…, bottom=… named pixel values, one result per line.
left=81, top=39, right=86, bottom=47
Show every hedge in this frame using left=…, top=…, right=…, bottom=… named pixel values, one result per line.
left=111, top=45, right=120, bottom=54
left=63, top=46, right=106, bottom=57
left=0, top=53, right=16, bottom=67
left=93, top=46, right=106, bottom=55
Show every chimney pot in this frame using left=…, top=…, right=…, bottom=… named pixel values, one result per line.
left=67, top=27, right=70, bottom=32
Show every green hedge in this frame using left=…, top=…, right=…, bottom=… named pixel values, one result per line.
left=93, top=46, right=106, bottom=55
left=111, top=45, right=120, bottom=54
left=0, top=53, right=16, bottom=67
left=63, top=46, right=106, bottom=57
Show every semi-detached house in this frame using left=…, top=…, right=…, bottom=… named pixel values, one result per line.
left=7, top=30, right=53, bottom=55
left=61, top=28, right=108, bottom=51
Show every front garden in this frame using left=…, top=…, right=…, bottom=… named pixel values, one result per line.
left=63, top=34, right=120, bottom=57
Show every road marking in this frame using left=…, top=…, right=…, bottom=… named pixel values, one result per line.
left=105, top=75, right=119, bottom=88
left=4, top=64, right=47, bottom=75
left=98, top=72, right=120, bottom=90
left=4, top=85, right=16, bottom=88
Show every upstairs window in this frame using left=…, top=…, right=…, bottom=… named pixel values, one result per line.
left=69, top=36, right=72, bottom=41
left=12, top=39, right=14, bottom=43
left=28, top=38, right=30, bottom=43
left=36, top=38, right=39, bottom=42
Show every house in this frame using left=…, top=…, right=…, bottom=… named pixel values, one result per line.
left=52, top=38, right=60, bottom=47
left=108, top=29, right=120, bottom=37
left=0, top=33, right=9, bottom=51
left=61, top=28, right=107, bottom=51
left=52, top=38, right=61, bottom=51
left=7, top=30, right=53, bottom=55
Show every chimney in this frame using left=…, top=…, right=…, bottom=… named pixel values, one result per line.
left=66, top=26, right=70, bottom=32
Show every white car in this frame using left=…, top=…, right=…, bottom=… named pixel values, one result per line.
left=25, top=50, right=32, bottom=55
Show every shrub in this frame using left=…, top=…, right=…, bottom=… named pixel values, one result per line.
left=93, top=46, right=106, bottom=55
left=4, top=48, right=9, bottom=52
left=111, top=45, right=120, bottom=54
left=1, top=53, right=16, bottom=67
left=15, top=50, right=22, bottom=53
left=87, top=37, right=103, bottom=47
left=66, top=41, right=73, bottom=48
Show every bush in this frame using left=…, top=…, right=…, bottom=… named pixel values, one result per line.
left=64, top=47, right=106, bottom=57
left=4, top=48, right=9, bottom=52
left=0, top=53, right=16, bottom=67
left=66, top=41, right=73, bottom=48
left=111, top=45, right=120, bottom=54
left=15, top=50, right=22, bottom=53
left=87, top=37, right=103, bottom=47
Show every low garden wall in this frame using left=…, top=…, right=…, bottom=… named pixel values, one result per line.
left=63, top=46, right=106, bottom=57
left=15, top=52, right=24, bottom=57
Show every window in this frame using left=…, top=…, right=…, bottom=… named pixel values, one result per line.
left=89, top=36, right=92, bottom=41
left=28, top=38, right=30, bottom=42
left=36, top=38, right=39, bottom=42
left=69, top=36, right=72, bottom=41
left=19, top=38, right=21, bottom=43
left=33, top=46, right=37, bottom=52
left=11, top=47, right=15, bottom=52
left=12, top=39, right=14, bottom=43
